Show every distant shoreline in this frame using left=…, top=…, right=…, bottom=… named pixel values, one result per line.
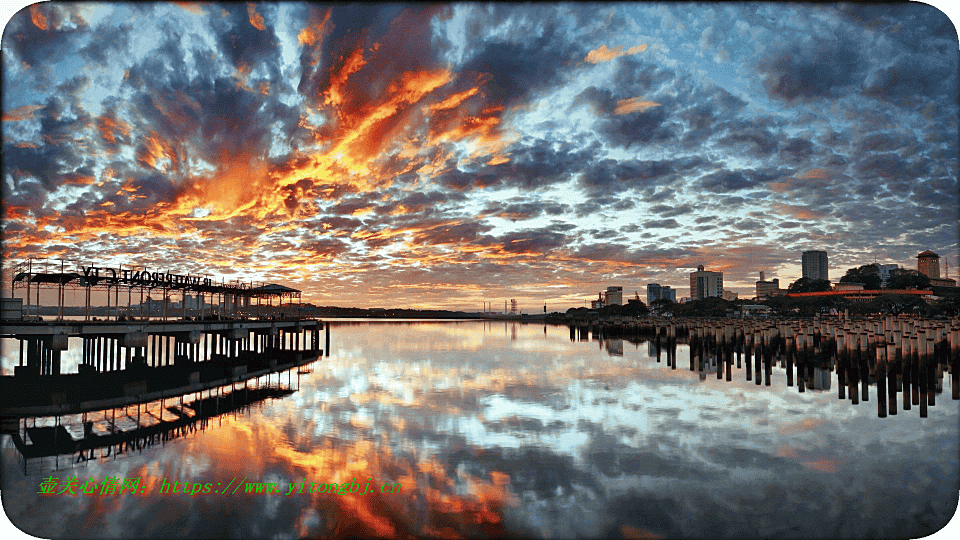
left=14, top=304, right=556, bottom=322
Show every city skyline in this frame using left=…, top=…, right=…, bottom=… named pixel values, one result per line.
left=2, top=2, right=958, bottom=311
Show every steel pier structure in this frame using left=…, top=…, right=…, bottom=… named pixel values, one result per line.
left=1, top=318, right=330, bottom=417
left=9, top=258, right=303, bottom=321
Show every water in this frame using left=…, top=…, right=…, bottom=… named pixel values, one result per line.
left=2, top=320, right=958, bottom=538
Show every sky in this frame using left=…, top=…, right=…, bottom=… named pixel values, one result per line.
left=1, top=2, right=958, bottom=311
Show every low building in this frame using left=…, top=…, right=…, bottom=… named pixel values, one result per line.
left=755, top=271, right=782, bottom=299
left=722, top=290, right=738, bottom=301
left=834, top=282, right=865, bottom=292
left=740, top=304, right=771, bottom=317
left=785, top=288, right=933, bottom=303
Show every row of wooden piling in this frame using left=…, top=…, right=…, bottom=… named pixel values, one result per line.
left=569, top=315, right=960, bottom=418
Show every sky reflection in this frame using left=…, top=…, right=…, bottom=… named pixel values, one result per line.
left=3, top=321, right=958, bottom=538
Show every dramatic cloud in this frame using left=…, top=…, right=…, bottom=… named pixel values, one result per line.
left=2, top=2, right=957, bottom=309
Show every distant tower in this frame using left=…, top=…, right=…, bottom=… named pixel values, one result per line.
left=510, top=299, right=517, bottom=314
left=802, top=251, right=828, bottom=281
left=917, top=250, right=941, bottom=279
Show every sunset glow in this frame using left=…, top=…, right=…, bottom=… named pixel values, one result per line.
left=2, top=3, right=957, bottom=310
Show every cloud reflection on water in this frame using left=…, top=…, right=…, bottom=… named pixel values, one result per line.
left=2, top=321, right=957, bottom=538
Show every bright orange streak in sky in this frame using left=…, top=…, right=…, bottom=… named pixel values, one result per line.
left=2, top=104, right=44, bottom=122
left=29, top=6, right=48, bottom=30
left=584, top=43, right=647, bottom=63
left=614, top=97, right=661, bottom=115
left=246, top=3, right=266, bottom=30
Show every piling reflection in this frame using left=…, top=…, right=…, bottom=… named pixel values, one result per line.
left=2, top=319, right=958, bottom=539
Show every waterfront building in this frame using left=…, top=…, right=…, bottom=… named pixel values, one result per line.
left=604, top=286, right=623, bottom=306
left=689, top=265, right=723, bottom=300
left=802, top=250, right=829, bottom=281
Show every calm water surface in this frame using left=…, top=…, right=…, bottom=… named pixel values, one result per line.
left=3, top=320, right=958, bottom=538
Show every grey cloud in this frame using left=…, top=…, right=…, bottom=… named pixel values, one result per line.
left=758, top=35, right=865, bottom=102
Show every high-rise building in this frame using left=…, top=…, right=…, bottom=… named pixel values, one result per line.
left=604, top=286, right=623, bottom=306
left=647, top=284, right=676, bottom=304
left=802, top=251, right=828, bottom=281
left=917, top=250, right=940, bottom=279
left=690, top=265, right=723, bottom=300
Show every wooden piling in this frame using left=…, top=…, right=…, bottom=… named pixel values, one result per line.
left=877, top=344, right=887, bottom=418
left=887, top=342, right=897, bottom=416
left=859, top=331, right=869, bottom=402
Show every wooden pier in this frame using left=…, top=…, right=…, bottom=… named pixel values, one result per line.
left=567, top=314, right=959, bottom=417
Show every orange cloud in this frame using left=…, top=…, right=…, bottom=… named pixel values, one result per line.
left=135, top=132, right=175, bottom=170
left=585, top=44, right=647, bottom=63
left=614, top=97, right=661, bottom=115
left=173, top=2, right=208, bottom=16
left=776, top=417, right=826, bottom=435
left=799, top=168, right=831, bottom=179
left=97, top=114, right=132, bottom=145
left=246, top=3, right=265, bottom=30
left=325, top=45, right=367, bottom=107
left=426, top=86, right=479, bottom=112
left=297, top=9, right=331, bottom=48
left=771, top=203, right=827, bottom=220
left=30, top=5, right=48, bottom=30
left=2, top=104, right=44, bottom=123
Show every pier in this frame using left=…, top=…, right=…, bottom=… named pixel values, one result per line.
left=1, top=318, right=328, bottom=416
left=4, top=370, right=301, bottom=474
left=1, top=258, right=332, bottom=417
